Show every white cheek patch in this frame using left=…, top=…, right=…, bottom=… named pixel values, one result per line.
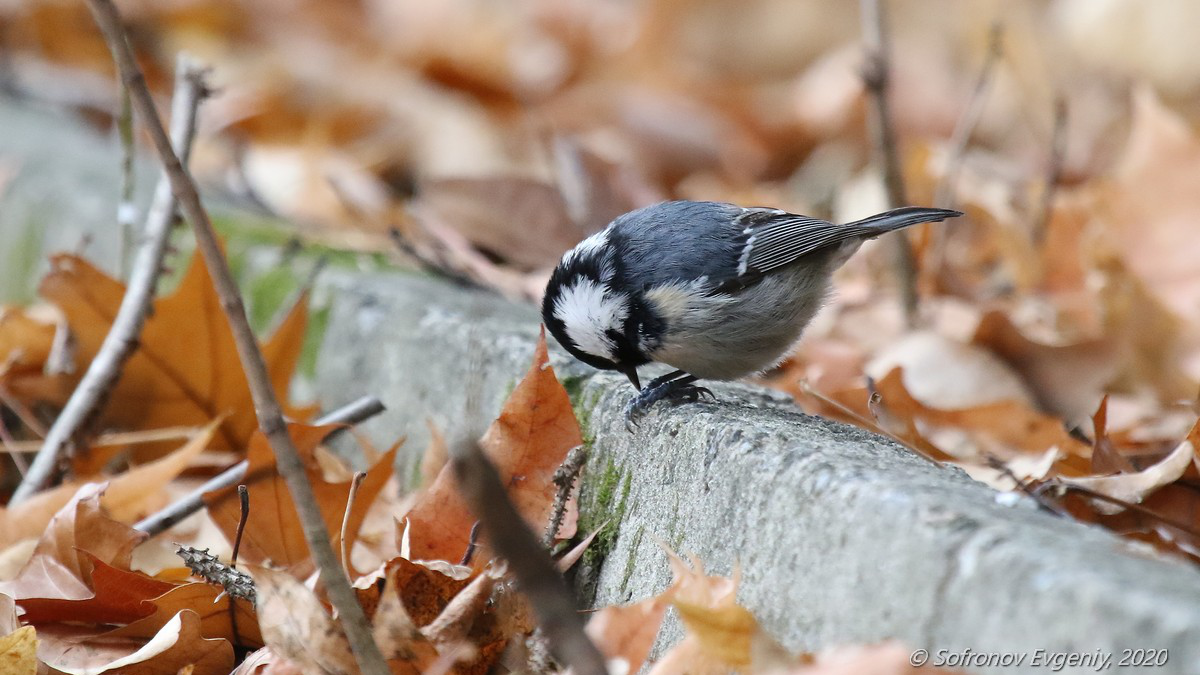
left=553, top=278, right=628, bottom=361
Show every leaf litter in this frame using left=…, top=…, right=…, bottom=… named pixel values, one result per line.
left=5, top=0, right=1200, bottom=672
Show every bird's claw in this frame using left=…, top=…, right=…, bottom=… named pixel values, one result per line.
left=623, top=381, right=715, bottom=432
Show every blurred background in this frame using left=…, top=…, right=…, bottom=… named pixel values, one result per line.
left=5, top=0, right=1200, bottom=557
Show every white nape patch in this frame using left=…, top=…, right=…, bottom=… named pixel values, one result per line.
left=553, top=278, right=627, bottom=361
left=737, top=234, right=756, bottom=276
left=561, top=229, right=609, bottom=266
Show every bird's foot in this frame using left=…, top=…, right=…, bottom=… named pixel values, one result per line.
left=624, top=378, right=715, bottom=431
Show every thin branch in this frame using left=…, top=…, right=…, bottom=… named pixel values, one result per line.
left=458, top=521, right=481, bottom=567
left=117, top=84, right=137, bottom=279
left=860, top=0, right=919, bottom=325
left=340, top=471, right=366, bottom=579
left=133, top=395, right=384, bottom=536
left=1031, top=97, right=1068, bottom=245
left=83, top=6, right=390, bottom=666
left=11, top=55, right=209, bottom=504
left=934, top=22, right=1004, bottom=209
left=0, top=385, right=47, bottom=438
left=983, top=454, right=1069, bottom=517
left=231, top=485, right=250, bottom=564
left=2, top=425, right=204, bottom=454
left=448, top=439, right=607, bottom=675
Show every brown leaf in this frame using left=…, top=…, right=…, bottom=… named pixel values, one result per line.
left=355, top=556, right=471, bottom=629
left=405, top=331, right=582, bottom=562
left=1102, top=86, right=1200, bottom=320
left=108, top=582, right=262, bottom=647
left=1090, top=395, right=1135, bottom=475
left=0, top=484, right=147, bottom=607
left=203, top=424, right=396, bottom=573
left=585, top=595, right=667, bottom=673
left=38, top=252, right=311, bottom=458
left=414, top=177, right=581, bottom=270
left=248, top=565, right=357, bottom=675
left=0, top=422, right=218, bottom=544
left=14, top=554, right=174, bottom=625
left=371, top=563, right=439, bottom=671
left=1061, top=436, right=1195, bottom=514
left=37, top=609, right=232, bottom=675
left=0, top=304, right=58, bottom=382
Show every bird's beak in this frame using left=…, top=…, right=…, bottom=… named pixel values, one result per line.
left=621, top=364, right=641, bottom=390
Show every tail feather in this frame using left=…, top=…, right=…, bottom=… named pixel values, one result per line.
left=845, top=206, right=963, bottom=236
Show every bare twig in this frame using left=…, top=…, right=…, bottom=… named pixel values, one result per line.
left=934, top=22, right=1004, bottom=209
left=117, top=84, right=137, bottom=279
left=1031, top=97, right=1068, bottom=245
left=543, top=444, right=587, bottom=547
left=133, top=395, right=384, bottom=536
left=231, top=485, right=250, bottom=564
left=340, top=471, right=366, bottom=579
left=860, top=0, right=919, bottom=325
left=448, top=439, right=607, bottom=675
left=0, top=385, right=48, bottom=439
left=459, top=521, right=481, bottom=567
left=1, top=425, right=204, bottom=453
left=982, top=454, right=1069, bottom=517
left=11, top=55, right=209, bottom=504
left=84, top=6, right=390, bottom=666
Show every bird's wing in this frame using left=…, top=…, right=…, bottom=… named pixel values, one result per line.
left=732, top=208, right=851, bottom=279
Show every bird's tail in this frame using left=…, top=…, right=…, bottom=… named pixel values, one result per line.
left=843, top=206, right=963, bottom=237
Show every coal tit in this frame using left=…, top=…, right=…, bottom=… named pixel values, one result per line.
left=541, top=200, right=962, bottom=428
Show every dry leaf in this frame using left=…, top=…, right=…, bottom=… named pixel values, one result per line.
left=0, top=625, right=38, bottom=675
left=405, top=330, right=582, bottom=562
left=585, top=595, right=667, bottom=673
left=249, top=565, right=357, bottom=675
left=1061, top=438, right=1195, bottom=514
left=109, top=582, right=263, bottom=647
left=203, top=424, right=395, bottom=573
left=371, top=563, right=439, bottom=671
left=0, top=484, right=147, bottom=608
left=38, top=252, right=311, bottom=458
left=37, top=609, right=232, bottom=675
left=0, top=422, right=219, bottom=543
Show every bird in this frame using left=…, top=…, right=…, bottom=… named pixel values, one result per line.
left=541, top=200, right=962, bottom=429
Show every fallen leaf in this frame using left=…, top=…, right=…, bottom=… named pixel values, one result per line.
left=355, top=556, right=471, bottom=629
left=405, top=330, right=582, bottom=562
left=414, top=177, right=582, bottom=270
left=248, top=565, right=357, bottom=675
left=108, top=582, right=262, bottom=647
left=1061, top=436, right=1195, bottom=514
left=0, top=484, right=147, bottom=608
left=586, top=594, right=667, bottom=673
left=0, top=422, right=219, bottom=543
left=37, top=610, right=232, bottom=675
left=0, top=626, right=38, bottom=675
left=38, top=252, right=311, bottom=458
left=203, top=424, right=396, bottom=573
left=14, top=554, right=174, bottom=625
left=371, top=563, right=439, bottom=672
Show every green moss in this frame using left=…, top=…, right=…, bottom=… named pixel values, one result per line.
left=248, top=265, right=301, bottom=331
left=299, top=304, right=331, bottom=379
left=580, top=459, right=632, bottom=570
left=620, top=525, right=645, bottom=593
